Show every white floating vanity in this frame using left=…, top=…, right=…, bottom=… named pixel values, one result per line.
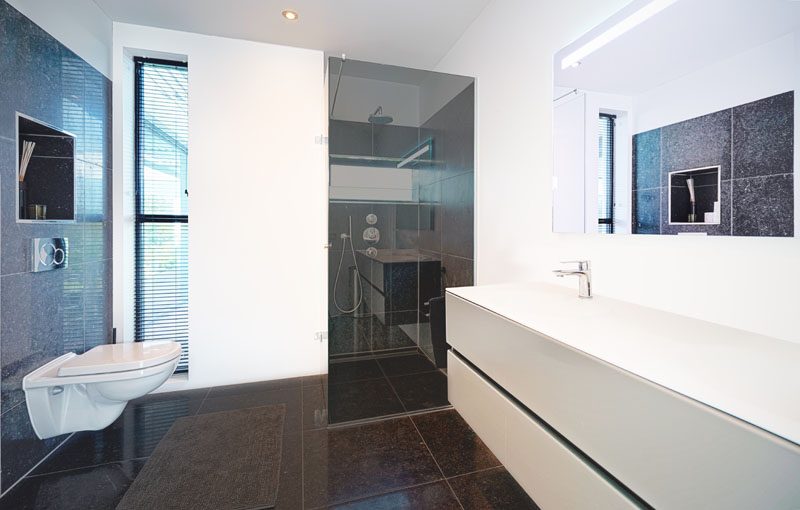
left=446, top=283, right=800, bottom=509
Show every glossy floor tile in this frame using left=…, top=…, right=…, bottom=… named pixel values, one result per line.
left=389, top=370, right=449, bottom=412
left=328, top=378, right=405, bottom=423
left=448, top=467, right=540, bottom=510
left=327, top=352, right=448, bottom=424
left=412, top=410, right=501, bottom=477
left=328, top=358, right=384, bottom=384
left=303, top=418, right=442, bottom=508
left=377, top=353, right=437, bottom=377
left=329, top=481, right=461, bottom=509
left=1, top=376, right=537, bottom=509
left=1, top=460, right=145, bottom=510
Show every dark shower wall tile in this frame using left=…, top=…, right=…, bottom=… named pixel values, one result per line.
left=732, top=174, right=794, bottom=237
left=370, top=203, right=396, bottom=251
left=442, top=255, right=474, bottom=289
left=421, top=84, right=475, bottom=183
left=418, top=180, right=443, bottom=254
left=330, top=120, right=372, bottom=156
left=633, top=188, right=661, bottom=234
left=83, top=61, right=112, bottom=169
left=1, top=267, right=85, bottom=413
left=373, top=124, right=419, bottom=159
left=661, top=108, right=731, bottom=183
left=632, top=128, right=661, bottom=190
left=441, top=171, right=474, bottom=259
left=732, top=91, right=794, bottom=179
left=0, top=3, right=64, bottom=141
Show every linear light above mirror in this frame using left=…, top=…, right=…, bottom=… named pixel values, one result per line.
left=552, top=0, right=799, bottom=237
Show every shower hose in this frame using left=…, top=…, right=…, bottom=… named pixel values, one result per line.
left=332, top=217, right=363, bottom=314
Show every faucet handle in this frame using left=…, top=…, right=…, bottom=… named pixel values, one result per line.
left=560, top=260, right=590, bottom=271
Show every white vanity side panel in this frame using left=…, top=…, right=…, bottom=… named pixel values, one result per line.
left=446, top=294, right=800, bottom=509
left=448, top=351, right=638, bottom=509
left=448, top=350, right=508, bottom=462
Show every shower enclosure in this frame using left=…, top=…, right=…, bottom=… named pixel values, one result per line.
left=326, top=57, right=475, bottom=424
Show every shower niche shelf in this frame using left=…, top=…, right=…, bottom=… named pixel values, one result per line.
left=16, top=113, right=76, bottom=223
left=668, top=166, right=721, bottom=225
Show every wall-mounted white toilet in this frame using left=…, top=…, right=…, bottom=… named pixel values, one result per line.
left=23, top=341, right=181, bottom=439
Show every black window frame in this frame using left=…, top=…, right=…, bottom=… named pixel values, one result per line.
left=598, top=113, right=615, bottom=234
left=133, top=56, right=189, bottom=372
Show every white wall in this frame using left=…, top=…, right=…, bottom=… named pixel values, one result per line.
left=434, top=0, right=800, bottom=344
left=6, top=0, right=112, bottom=77
left=112, top=23, right=328, bottom=389
left=331, top=75, right=420, bottom=126
left=633, top=32, right=798, bottom=133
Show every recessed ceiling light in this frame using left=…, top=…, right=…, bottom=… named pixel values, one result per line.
left=282, top=10, right=299, bottom=21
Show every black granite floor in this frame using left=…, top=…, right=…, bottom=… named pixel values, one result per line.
left=328, top=315, right=418, bottom=358
left=0, top=377, right=538, bottom=510
left=327, top=353, right=449, bottom=424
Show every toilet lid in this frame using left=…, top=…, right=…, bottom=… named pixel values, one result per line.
left=57, top=341, right=182, bottom=377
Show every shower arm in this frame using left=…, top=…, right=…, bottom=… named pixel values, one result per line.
left=330, top=54, right=346, bottom=118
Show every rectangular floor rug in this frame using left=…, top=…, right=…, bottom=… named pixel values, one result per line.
left=117, top=404, right=286, bottom=510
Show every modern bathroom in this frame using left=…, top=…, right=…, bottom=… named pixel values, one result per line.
left=0, top=0, right=799, bottom=509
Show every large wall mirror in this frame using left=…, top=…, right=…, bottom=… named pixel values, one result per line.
left=552, top=0, right=798, bottom=236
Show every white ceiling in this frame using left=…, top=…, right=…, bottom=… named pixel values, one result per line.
left=555, top=0, right=800, bottom=95
left=93, top=0, right=492, bottom=70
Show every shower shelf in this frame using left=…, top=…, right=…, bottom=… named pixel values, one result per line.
left=330, top=154, right=404, bottom=164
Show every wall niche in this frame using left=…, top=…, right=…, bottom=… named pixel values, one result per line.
left=17, top=114, right=76, bottom=222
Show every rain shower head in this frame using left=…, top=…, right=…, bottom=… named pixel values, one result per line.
left=368, top=106, right=393, bottom=125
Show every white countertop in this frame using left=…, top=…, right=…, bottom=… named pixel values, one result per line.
left=447, top=282, right=800, bottom=446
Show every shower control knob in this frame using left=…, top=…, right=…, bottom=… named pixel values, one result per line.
left=366, top=213, right=378, bottom=225
left=363, top=227, right=380, bottom=244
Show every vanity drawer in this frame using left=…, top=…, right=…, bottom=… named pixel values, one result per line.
left=448, top=351, right=639, bottom=509
left=446, top=294, right=800, bottom=509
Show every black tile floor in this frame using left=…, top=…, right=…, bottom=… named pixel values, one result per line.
left=0, top=377, right=539, bottom=510
left=328, top=315, right=417, bottom=358
left=327, top=353, right=449, bottom=424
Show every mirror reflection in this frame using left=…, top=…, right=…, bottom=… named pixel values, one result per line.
left=552, top=0, right=798, bottom=236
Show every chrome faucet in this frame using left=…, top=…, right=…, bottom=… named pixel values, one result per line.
left=553, top=260, right=592, bottom=298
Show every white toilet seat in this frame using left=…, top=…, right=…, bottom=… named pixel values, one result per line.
left=58, top=341, right=181, bottom=377
left=24, top=353, right=180, bottom=389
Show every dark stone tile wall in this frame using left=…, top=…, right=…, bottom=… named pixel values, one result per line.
left=632, top=91, right=794, bottom=236
left=0, top=1, right=112, bottom=495
left=417, top=84, right=475, bottom=285
left=417, top=84, right=475, bottom=360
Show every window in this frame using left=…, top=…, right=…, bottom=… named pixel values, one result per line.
left=597, top=113, right=615, bottom=234
left=134, top=58, right=189, bottom=372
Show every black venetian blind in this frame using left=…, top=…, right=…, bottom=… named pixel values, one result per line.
left=598, top=113, right=615, bottom=234
left=134, top=58, right=189, bottom=372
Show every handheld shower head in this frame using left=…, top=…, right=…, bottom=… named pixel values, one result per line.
left=686, top=177, right=696, bottom=203
left=368, top=106, right=394, bottom=125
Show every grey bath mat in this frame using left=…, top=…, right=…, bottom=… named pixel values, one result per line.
left=117, top=404, right=286, bottom=510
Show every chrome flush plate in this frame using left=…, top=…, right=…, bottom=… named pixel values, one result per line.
left=31, top=238, right=68, bottom=272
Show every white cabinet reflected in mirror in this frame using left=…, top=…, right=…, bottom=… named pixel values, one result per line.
left=552, top=0, right=798, bottom=236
